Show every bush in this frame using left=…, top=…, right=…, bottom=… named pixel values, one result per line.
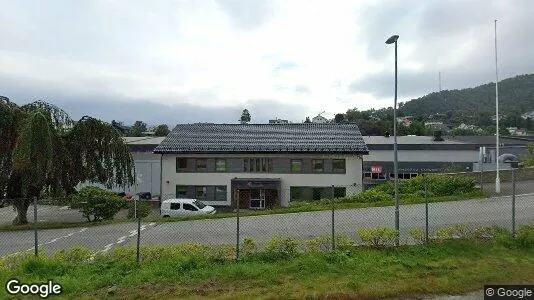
left=51, top=246, right=94, bottom=264
left=127, top=201, right=152, bottom=219
left=345, top=189, right=393, bottom=203
left=306, top=235, right=354, bottom=252
left=241, top=237, right=257, bottom=257
left=71, top=187, right=125, bottom=222
left=358, top=227, right=398, bottom=248
left=436, top=227, right=454, bottom=242
left=373, top=175, right=477, bottom=198
left=410, top=228, right=426, bottom=244
left=264, top=236, right=301, bottom=259
left=516, top=225, right=534, bottom=249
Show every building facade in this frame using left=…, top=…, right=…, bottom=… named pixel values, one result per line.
left=154, top=123, right=369, bottom=208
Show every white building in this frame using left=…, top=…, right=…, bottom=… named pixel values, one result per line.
left=154, top=123, right=369, bottom=208
left=311, top=114, right=328, bottom=123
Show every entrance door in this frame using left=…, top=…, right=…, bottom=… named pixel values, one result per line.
left=250, top=189, right=265, bottom=209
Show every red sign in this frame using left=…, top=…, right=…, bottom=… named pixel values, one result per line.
left=371, top=165, right=383, bottom=173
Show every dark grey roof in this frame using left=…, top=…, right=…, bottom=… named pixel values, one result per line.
left=154, top=123, right=369, bottom=154
left=448, top=135, right=534, bottom=145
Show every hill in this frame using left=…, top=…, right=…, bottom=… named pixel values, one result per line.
left=400, top=74, right=534, bottom=119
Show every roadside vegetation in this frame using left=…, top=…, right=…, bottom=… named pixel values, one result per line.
left=1, top=225, right=533, bottom=299
left=0, top=175, right=486, bottom=231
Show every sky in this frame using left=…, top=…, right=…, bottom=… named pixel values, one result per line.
left=1, top=0, right=533, bottom=126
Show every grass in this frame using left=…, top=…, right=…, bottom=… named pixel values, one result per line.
left=1, top=234, right=533, bottom=299
left=0, top=190, right=488, bottom=232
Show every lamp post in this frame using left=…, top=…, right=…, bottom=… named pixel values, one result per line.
left=494, top=20, right=501, bottom=193
left=386, top=34, right=400, bottom=240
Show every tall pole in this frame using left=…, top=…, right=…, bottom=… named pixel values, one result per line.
left=439, top=72, right=442, bottom=93
left=393, top=40, right=399, bottom=241
left=494, top=19, right=501, bottom=193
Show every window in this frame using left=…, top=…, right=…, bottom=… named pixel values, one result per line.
left=250, top=189, right=265, bottom=209
left=196, top=159, right=207, bottom=171
left=176, top=185, right=187, bottom=197
left=363, top=172, right=372, bottom=179
left=183, top=203, right=198, bottom=211
left=176, top=158, right=187, bottom=172
left=195, top=186, right=207, bottom=200
left=332, top=159, right=346, bottom=173
left=312, top=188, right=323, bottom=200
left=246, top=158, right=272, bottom=173
left=312, top=159, right=324, bottom=173
left=215, top=186, right=227, bottom=201
left=215, top=159, right=226, bottom=172
left=290, top=187, right=302, bottom=201
left=170, top=203, right=180, bottom=210
left=334, top=187, right=346, bottom=198
left=193, top=200, right=206, bottom=209
left=291, top=159, right=302, bottom=173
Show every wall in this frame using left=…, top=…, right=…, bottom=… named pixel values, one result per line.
left=364, top=150, right=478, bottom=163
left=161, top=153, right=363, bottom=207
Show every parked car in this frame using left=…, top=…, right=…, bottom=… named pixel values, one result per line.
left=160, top=199, right=216, bottom=217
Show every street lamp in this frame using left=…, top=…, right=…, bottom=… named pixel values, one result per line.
left=386, top=34, right=400, bottom=241
left=494, top=20, right=501, bottom=193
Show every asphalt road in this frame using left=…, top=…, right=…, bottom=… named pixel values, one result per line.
left=1, top=193, right=533, bottom=257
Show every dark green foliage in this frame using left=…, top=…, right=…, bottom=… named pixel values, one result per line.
left=516, top=225, right=534, bottom=249
left=127, top=201, right=152, bottom=218
left=345, top=189, right=393, bottom=203
left=153, top=124, right=170, bottom=136
left=521, top=145, right=534, bottom=167
left=71, top=187, right=125, bottom=222
left=240, top=109, right=251, bottom=124
left=372, top=175, right=477, bottom=197
left=128, top=120, right=147, bottom=136
left=358, top=227, right=398, bottom=248
left=0, top=98, right=135, bottom=225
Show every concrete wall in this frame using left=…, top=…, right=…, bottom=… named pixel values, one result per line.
left=161, top=153, right=363, bottom=207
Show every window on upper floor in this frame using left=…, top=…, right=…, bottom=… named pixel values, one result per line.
left=312, top=159, right=324, bottom=173
left=215, top=159, right=226, bottom=172
left=291, top=159, right=302, bottom=173
left=244, top=158, right=273, bottom=173
left=332, top=159, right=346, bottom=173
left=176, top=158, right=187, bottom=172
left=196, top=159, right=207, bottom=171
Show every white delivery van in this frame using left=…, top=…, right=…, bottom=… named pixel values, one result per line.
left=160, top=198, right=216, bottom=217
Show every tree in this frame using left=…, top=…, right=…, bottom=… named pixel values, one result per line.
left=0, top=98, right=135, bottom=225
left=304, top=117, right=311, bottom=123
left=334, top=113, right=345, bottom=123
left=129, top=120, right=147, bottom=136
left=154, top=124, right=170, bottom=136
left=521, top=145, right=534, bottom=167
left=240, top=109, right=251, bottom=124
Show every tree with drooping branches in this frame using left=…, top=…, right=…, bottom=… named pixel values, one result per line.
left=0, top=97, right=135, bottom=225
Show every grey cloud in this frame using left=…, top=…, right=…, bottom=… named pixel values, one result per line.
left=215, top=0, right=273, bottom=30
left=350, top=0, right=534, bottom=100
left=1, top=75, right=308, bottom=126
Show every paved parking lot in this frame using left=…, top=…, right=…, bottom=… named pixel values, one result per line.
left=1, top=194, right=533, bottom=257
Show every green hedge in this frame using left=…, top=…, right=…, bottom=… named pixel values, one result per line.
left=372, top=175, right=477, bottom=197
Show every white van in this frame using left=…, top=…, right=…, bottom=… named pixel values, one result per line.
left=160, top=198, right=216, bottom=217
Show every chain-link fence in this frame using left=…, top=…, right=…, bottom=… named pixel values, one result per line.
left=1, top=167, right=533, bottom=262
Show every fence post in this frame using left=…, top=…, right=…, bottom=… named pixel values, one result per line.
left=424, top=174, right=429, bottom=243
left=136, top=205, right=141, bottom=263
left=33, top=196, right=38, bottom=257
left=236, top=189, right=240, bottom=261
left=480, top=163, right=484, bottom=191
left=331, top=185, right=335, bottom=251
left=512, top=167, right=516, bottom=237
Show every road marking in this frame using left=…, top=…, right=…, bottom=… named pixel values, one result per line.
left=116, top=236, right=127, bottom=244
left=79, top=228, right=88, bottom=232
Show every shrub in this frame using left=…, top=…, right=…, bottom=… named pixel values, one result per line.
left=51, top=246, right=94, bottom=264
left=516, top=225, right=534, bottom=249
left=472, top=226, right=494, bottom=242
left=241, top=237, right=257, bottom=257
left=373, top=175, right=477, bottom=198
left=71, top=187, right=125, bottom=222
left=450, top=224, right=470, bottom=239
left=346, top=189, right=393, bottom=203
left=307, top=235, right=355, bottom=252
left=264, top=236, right=301, bottom=259
left=410, top=228, right=426, bottom=244
left=127, top=201, right=152, bottom=219
left=436, top=227, right=454, bottom=242
left=358, top=227, right=398, bottom=248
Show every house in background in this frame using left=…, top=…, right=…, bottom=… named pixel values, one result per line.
left=269, top=118, right=289, bottom=124
left=311, top=114, right=328, bottom=123
left=154, top=123, right=369, bottom=209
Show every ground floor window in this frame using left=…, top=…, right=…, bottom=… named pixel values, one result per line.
left=290, top=186, right=342, bottom=201
left=334, top=187, right=346, bottom=198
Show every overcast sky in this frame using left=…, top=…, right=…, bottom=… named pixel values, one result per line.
left=1, top=0, right=533, bottom=126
